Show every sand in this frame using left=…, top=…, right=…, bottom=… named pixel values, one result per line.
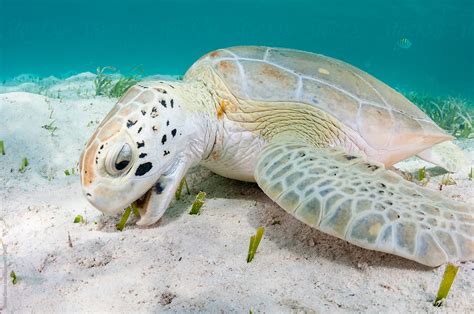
left=0, top=74, right=473, bottom=313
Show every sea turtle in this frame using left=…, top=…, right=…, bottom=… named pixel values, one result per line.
left=79, top=46, right=473, bottom=267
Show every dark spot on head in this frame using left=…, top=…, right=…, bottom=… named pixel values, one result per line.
left=161, top=134, right=167, bottom=145
left=160, top=99, right=167, bottom=108
left=168, top=84, right=175, bottom=89
left=152, top=126, right=158, bottom=132
left=366, top=164, right=379, bottom=171
left=135, top=162, right=153, bottom=176
left=141, top=110, right=146, bottom=116
left=151, top=107, right=159, bottom=118
left=137, top=141, right=145, bottom=148
left=100, top=144, right=104, bottom=149
left=164, top=150, right=170, bottom=156
left=126, top=120, right=137, bottom=128
left=344, top=155, right=357, bottom=160
left=166, top=120, right=170, bottom=126
left=139, top=153, right=147, bottom=158
left=137, top=127, right=142, bottom=133
left=171, top=129, right=177, bottom=137
left=86, top=193, right=91, bottom=197
left=170, top=99, right=174, bottom=108
left=156, top=87, right=167, bottom=94
left=155, top=182, right=164, bottom=194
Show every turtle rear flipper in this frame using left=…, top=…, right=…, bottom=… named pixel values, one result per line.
left=254, top=137, right=473, bottom=267
left=417, top=141, right=469, bottom=173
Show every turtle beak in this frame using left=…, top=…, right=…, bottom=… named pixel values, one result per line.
left=135, top=158, right=190, bottom=226
left=134, top=187, right=153, bottom=217
left=135, top=179, right=170, bottom=226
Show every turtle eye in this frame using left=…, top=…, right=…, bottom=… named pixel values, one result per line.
left=115, top=144, right=132, bottom=170
left=105, top=143, right=133, bottom=175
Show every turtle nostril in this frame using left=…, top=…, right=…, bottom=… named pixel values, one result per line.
left=86, top=193, right=92, bottom=197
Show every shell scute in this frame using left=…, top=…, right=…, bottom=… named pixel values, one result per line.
left=266, top=48, right=383, bottom=104
left=240, top=60, right=299, bottom=101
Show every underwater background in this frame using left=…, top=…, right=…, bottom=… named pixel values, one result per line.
left=1, top=0, right=473, bottom=101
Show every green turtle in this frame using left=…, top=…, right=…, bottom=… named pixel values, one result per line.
left=80, top=46, right=473, bottom=267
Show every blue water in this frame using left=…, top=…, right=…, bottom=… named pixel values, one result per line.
left=1, top=0, right=473, bottom=100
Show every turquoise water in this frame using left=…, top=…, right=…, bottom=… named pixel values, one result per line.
left=1, top=0, right=473, bottom=100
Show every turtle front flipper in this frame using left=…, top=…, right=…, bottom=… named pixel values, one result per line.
left=254, top=137, right=473, bottom=267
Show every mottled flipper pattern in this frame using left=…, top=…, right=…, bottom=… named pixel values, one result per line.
left=417, top=141, right=469, bottom=173
left=255, top=138, right=473, bottom=266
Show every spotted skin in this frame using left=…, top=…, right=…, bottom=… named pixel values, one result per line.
left=80, top=82, right=188, bottom=216
left=81, top=83, right=180, bottom=181
left=255, top=137, right=473, bottom=266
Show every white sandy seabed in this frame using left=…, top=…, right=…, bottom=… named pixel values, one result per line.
left=0, top=73, right=473, bottom=313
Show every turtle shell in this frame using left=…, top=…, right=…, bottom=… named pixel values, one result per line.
left=185, top=46, right=450, bottom=155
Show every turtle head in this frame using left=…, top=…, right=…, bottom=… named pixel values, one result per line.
left=80, top=82, right=194, bottom=223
